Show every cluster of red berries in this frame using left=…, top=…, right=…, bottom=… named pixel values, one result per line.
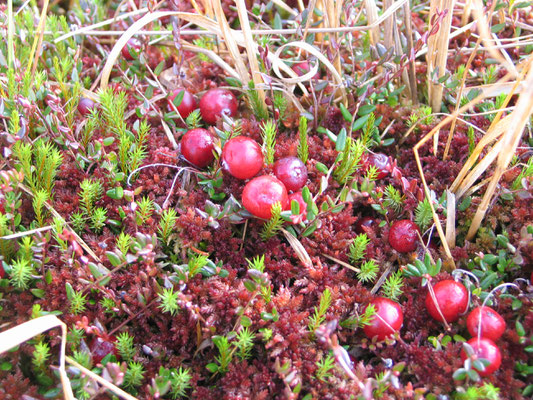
left=425, top=279, right=505, bottom=376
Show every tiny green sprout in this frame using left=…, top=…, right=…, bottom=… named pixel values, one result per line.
left=116, top=332, right=137, bottom=362
left=357, top=260, right=379, bottom=283
left=315, top=353, right=335, bottom=381
left=135, top=196, right=155, bottom=225
left=298, top=115, right=309, bottom=163
left=158, top=287, right=180, bottom=316
left=188, top=253, right=208, bottom=278
left=235, top=327, right=256, bottom=360
left=32, top=341, right=51, bottom=371
left=158, top=208, right=178, bottom=244
left=116, top=232, right=133, bottom=255
left=260, top=119, right=277, bottom=166
left=124, top=361, right=146, bottom=389
left=415, top=197, right=434, bottom=231
left=349, top=233, right=370, bottom=263
left=383, top=184, right=404, bottom=213
left=308, top=288, right=332, bottom=335
left=381, top=271, right=404, bottom=301
left=90, top=207, right=108, bottom=232
left=260, top=202, right=284, bottom=240
left=8, top=257, right=34, bottom=289
left=66, top=283, right=88, bottom=315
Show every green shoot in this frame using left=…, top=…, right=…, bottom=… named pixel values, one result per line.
left=188, top=254, right=208, bottom=278
left=208, top=335, right=233, bottom=374
left=308, top=288, right=332, bottom=335
left=273, top=91, right=288, bottom=121
left=381, top=271, right=404, bottom=301
left=116, top=332, right=137, bottom=362
left=261, top=119, right=277, bottom=166
left=90, top=207, right=108, bottom=232
left=124, top=361, right=145, bottom=389
left=340, top=304, right=377, bottom=329
left=158, top=208, right=178, bottom=244
left=66, top=283, right=88, bottom=315
left=349, top=233, right=370, bottom=263
left=71, top=350, right=92, bottom=369
left=8, top=257, right=34, bottom=289
left=52, top=217, right=68, bottom=251
left=247, top=255, right=265, bottom=272
left=334, top=137, right=364, bottom=184
left=315, top=353, right=336, bottom=381
left=247, top=81, right=268, bottom=120
left=415, top=197, right=433, bottom=231
left=70, top=212, right=86, bottom=233
left=235, top=327, right=256, bottom=360
left=512, top=156, right=533, bottom=190
left=169, top=367, right=192, bottom=398
left=79, top=179, right=103, bottom=217
left=32, top=189, right=49, bottom=227
left=260, top=202, right=284, bottom=240
left=158, top=287, right=180, bottom=316
left=357, top=260, right=379, bottom=283
left=185, top=109, right=202, bottom=129
left=100, top=297, right=117, bottom=314
left=135, top=196, right=155, bottom=225
left=383, top=185, right=404, bottom=212
left=361, top=113, right=378, bottom=147
left=32, top=341, right=51, bottom=373
left=116, top=232, right=133, bottom=255
left=298, top=115, right=309, bottom=163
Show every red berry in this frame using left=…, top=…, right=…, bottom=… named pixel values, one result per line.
left=288, top=191, right=307, bottom=224
left=0, top=263, right=5, bottom=279
left=273, top=156, right=308, bottom=192
left=355, top=216, right=377, bottom=234
left=221, top=136, right=264, bottom=180
left=363, top=297, right=403, bottom=341
left=242, top=175, right=289, bottom=219
left=363, top=153, right=391, bottom=179
left=90, top=337, right=119, bottom=364
left=388, top=220, right=420, bottom=253
left=199, top=89, right=238, bottom=125
left=121, top=38, right=141, bottom=61
left=461, top=337, right=502, bottom=377
left=291, top=61, right=320, bottom=79
left=78, top=97, right=96, bottom=116
left=180, top=128, right=215, bottom=168
left=168, top=88, right=197, bottom=118
left=425, top=280, right=469, bottom=323
left=467, top=306, right=506, bottom=341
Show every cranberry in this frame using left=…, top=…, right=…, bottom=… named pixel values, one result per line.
left=121, top=38, right=142, bottom=61
left=90, top=337, right=119, bottom=364
left=221, top=136, right=264, bottom=180
left=77, top=97, right=96, bottom=116
left=426, top=280, right=469, bottom=323
left=167, top=88, right=197, bottom=118
left=242, top=175, right=289, bottom=219
left=388, top=220, right=420, bottom=253
left=0, top=263, right=5, bottom=279
left=291, top=61, right=320, bottom=79
left=288, top=191, right=307, bottom=224
left=180, top=128, right=215, bottom=168
left=273, top=157, right=308, bottom=192
left=363, top=153, right=391, bottom=179
left=355, top=216, right=376, bottom=234
left=466, top=306, right=506, bottom=341
left=461, top=337, right=502, bottom=377
left=363, top=297, right=403, bottom=341
left=199, top=89, right=238, bottom=125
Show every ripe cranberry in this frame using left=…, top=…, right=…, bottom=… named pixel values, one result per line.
left=466, top=306, right=506, bottom=341
left=288, top=191, right=307, bottom=224
left=355, top=216, right=376, bottom=234
left=291, top=61, right=320, bottom=79
left=221, top=136, right=263, bottom=180
left=121, top=38, right=142, bottom=61
left=90, top=337, right=119, bottom=364
left=388, top=220, right=420, bottom=253
left=461, top=337, right=502, bottom=377
left=242, top=175, right=289, bottom=219
left=363, top=153, right=391, bottom=179
left=273, top=157, right=308, bottom=192
left=167, top=88, right=197, bottom=118
left=180, top=128, right=215, bottom=168
left=199, top=89, right=238, bottom=125
left=425, top=280, right=469, bottom=323
left=0, top=263, right=5, bottom=279
left=363, top=297, right=403, bottom=341
left=78, top=97, right=96, bottom=116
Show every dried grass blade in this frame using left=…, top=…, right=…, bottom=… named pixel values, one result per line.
left=235, top=0, right=266, bottom=105
left=282, top=228, right=312, bottom=268
left=212, top=0, right=250, bottom=85
left=0, top=316, right=73, bottom=400
left=364, top=0, right=380, bottom=45
left=445, top=190, right=456, bottom=249
left=321, top=253, right=360, bottom=273
left=65, top=356, right=138, bottom=400
left=466, top=58, right=533, bottom=240
left=26, top=0, right=49, bottom=81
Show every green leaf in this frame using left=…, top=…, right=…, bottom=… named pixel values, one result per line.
left=358, top=104, right=376, bottom=116
left=352, top=114, right=371, bottom=131
left=65, top=282, right=75, bottom=301
left=31, top=289, right=45, bottom=298
left=491, top=23, right=505, bottom=33
left=243, top=279, right=257, bottom=292
left=102, top=137, right=114, bottom=146
left=335, top=128, right=347, bottom=151
left=106, top=251, right=123, bottom=267
left=339, top=103, right=352, bottom=122
left=315, top=162, right=328, bottom=174
left=154, top=60, right=165, bottom=75
left=106, top=186, right=124, bottom=200
left=241, top=316, right=252, bottom=327
left=206, top=363, right=219, bottom=373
